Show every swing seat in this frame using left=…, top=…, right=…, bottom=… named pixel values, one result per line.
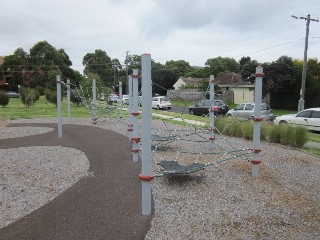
left=157, top=160, right=206, bottom=176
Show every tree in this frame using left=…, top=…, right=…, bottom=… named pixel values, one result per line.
left=29, top=41, right=73, bottom=88
left=238, top=56, right=252, bottom=70
left=264, top=56, right=300, bottom=109
left=2, top=48, right=31, bottom=91
left=83, top=50, right=113, bottom=87
left=240, top=59, right=260, bottom=83
left=152, top=62, right=178, bottom=95
left=164, top=60, right=193, bottom=77
left=205, top=57, right=240, bottom=76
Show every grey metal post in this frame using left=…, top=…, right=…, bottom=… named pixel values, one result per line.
left=67, top=79, right=71, bottom=122
left=119, top=81, right=123, bottom=116
left=56, top=75, right=62, bottom=138
left=131, top=69, right=140, bottom=162
left=128, top=74, right=133, bottom=139
left=251, top=66, right=264, bottom=177
left=140, top=54, right=153, bottom=215
left=92, top=79, right=97, bottom=124
left=209, top=75, right=215, bottom=149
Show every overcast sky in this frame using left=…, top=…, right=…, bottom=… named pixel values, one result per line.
left=1, top=0, right=319, bottom=72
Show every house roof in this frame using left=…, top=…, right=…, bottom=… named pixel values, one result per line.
left=215, top=72, right=252, bottom=86
left=181, top=77, right=205, bottom=84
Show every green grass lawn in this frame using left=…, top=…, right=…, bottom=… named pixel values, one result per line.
left=0, top=96, right=91, bottom=119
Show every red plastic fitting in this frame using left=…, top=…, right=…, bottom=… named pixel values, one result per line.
left=127, top=128, right=133, bottom=132
left=255, top=73, right=265, bottom=77
left=131, top=112, right=141, bottom=116
left=139, top=174, right=154, bottom=181
left=210, top=80, right=215, bottom=83
left=131, top=137, right=141, bottom=143
left=56, top=80, right=61, bottom=83
left=131, top=148, right=140, bottom=153
left=250, top=148, right=262, bottom=153
left=252, top=117, right=263, bottom=122
left=250, top=160, right=262, bottom=164
left=209, top=137, right=215, bottom=141
left=132, top=74, right=139, bottom=78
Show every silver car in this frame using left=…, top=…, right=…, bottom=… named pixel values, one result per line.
left=226, top=103, right=273, bottom=120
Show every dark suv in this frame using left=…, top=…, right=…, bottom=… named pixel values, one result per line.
left=189, top=99, right=229, bottom=116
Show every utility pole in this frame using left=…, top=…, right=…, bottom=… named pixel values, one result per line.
left=292, top=14, right=319, bottom=112
left=125, top=50, right=129, bottom=94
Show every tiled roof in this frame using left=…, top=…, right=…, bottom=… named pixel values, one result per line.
left=215, top=72, right=250, bottom=85
left=181, top=77, right=206, bottom=84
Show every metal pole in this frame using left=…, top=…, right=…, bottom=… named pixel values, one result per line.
left=131, top=69, right=140, bottom=162
left=119, top=81, right=123, bottom=116
left=67, top=79, right=71, bottom=122
left=92, top=79, right=97, bottom=124
left=140, top=53, right=153, bottom=215
left=209, top=75, right=215, bottom=149
left=251, top=66, right=264, bottom=177
left=128, top=73, right=133, bottom=139
left=56, top=75, right=62, bottom=138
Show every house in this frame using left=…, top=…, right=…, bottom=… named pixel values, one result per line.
left=168, top=77, right=206, bottom=100
left=215, top=72, right=255, bottom=104
left=215, top=72, right=270, bottom=104
left=173, top=77, right=205, bottom=90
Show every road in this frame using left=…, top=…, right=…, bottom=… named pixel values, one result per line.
left=168, top=105, right=189, bottom=114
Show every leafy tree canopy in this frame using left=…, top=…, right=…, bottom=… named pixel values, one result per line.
left=83, top=49, right=113, bottom=87
left=205, top=56, right=240, bottom=76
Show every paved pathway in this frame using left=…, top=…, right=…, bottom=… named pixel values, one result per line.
left=0, top=123, right=152, bottom=240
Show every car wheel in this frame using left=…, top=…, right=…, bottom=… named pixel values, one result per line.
left=279, top=120, right=288, bottom=125
left=189, top=109, right=194, bottom=115
left=157, top=105, right=160, bottom=110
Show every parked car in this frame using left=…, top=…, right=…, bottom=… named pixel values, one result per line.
left=226, top=102, right=273, bottom=120
left=273, top=108, right=320, bottom=132
left=138, top=96, right=142, bottom=107
left=108, top=94, right=119, bottom=103
left=6, top=91, right=20, bottom=98
left=188, top=99, right=229, bottom=116
left=121, top=95, right=130, bottom=105
left=152, top=96, right=171, bottom=110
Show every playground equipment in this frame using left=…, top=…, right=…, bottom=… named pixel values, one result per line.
left=55, top=54, right=264, bottom=216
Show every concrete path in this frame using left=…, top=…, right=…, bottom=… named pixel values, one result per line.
left=0, top=123, right=152, bottom=240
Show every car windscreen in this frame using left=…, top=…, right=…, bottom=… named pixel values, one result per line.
left=160, top=97, right=169, bottom=101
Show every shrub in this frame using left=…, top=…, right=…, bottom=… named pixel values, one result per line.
left=20, top=87, right=40, bottom=108
left=0, top=91, right=9, bottom=107
left=268, top=125, right=282, bottom=143
left=280, top=125, right=295, bottom=146
left=70, top=91, right=82, bottom=106
left=45, top=89, right=60, bottom=106
left=293, top=127, right=308, bottom=148
left=242, top=121, right=254, bottom=140
left=35, top=85, right=45, bottom=96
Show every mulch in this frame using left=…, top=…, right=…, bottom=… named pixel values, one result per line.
left=0, top=123, right=153, bottom=240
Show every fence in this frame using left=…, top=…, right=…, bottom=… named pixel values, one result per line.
left=167, top=89, right=234, bottom=103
